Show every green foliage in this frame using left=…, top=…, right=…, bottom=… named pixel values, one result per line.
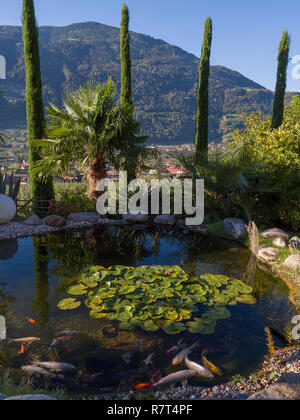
left=31, top=79, right=150, bottom=200
left=22, top=0, right=54, bottom=206
left=120, top=4, right=132, bottom=107
left=194, top=17, right=212, bottom=160
left=229, top=96, right=300, bottom=229
left=58, top=264, right=255, bottom=335
left=271, top=31, right=291, bottom=129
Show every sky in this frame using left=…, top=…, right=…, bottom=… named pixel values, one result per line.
left=1, top=0, right=300, bottom=91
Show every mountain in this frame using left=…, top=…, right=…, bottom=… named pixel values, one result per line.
left=0, top=22, right=297, bottom=144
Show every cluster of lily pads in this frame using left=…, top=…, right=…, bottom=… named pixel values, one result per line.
left=58, top=265, right=256, bottom=335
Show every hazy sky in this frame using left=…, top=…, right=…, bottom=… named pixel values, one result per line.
left=1, top=0, right=299, bottom=91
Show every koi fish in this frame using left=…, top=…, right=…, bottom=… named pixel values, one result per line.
left=166, top=341, right=184, bottom=356
left=153, top=370, right=196, bottom=388
left=134, top=383, right=152, bottom=390
left=172, top=341, right=199, bottom=365
left=144, top=353, right=155, bottom=366
left=19, top=344, right=26, bottom=354
left=26, top=317, right=36, bottom=325
left=122, top=349, right=138, bottom=364
left=22, top=365, right=56, bottom=378
left=9, top=337, right=40, bottom=344
left=184, top=355, right=214, bottom=378
left=48, top=336, right=74, bottom=350
left=55, top=330, right=78, bottom=337
left=201, top=349, right=223, bottom=376
left=32, top=361, right=76, bottom=372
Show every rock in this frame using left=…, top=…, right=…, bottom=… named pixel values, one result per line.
left=257, top=246, right=280, bottom=263
left=248, top=373, right=300, bottom=400
left=223, top=218, right=247, bottom=239
left=154, top=215, right=176, bottom=226
left=289, top=237, right=300, bottom=250
left=23, top=214, right=41, bottom=226
left=283, top=254, right=300, bottom=271
left=262, top=228, right=289, bottom=242
left=4, top=394, right=57, bottom=400
left=272, top=237, right=287, bottom=248
left=66, top=212, right=101, bottom=224
left=0, top=393, right=7, bottom=400
left=43, top=215, right=65, bottom=227
left=0, top=194, right=16, bottom=224
left=123, top=213, right=149, bottom=223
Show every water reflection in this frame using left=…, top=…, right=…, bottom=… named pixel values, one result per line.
left=0, top=239, right=18, bottom=260
left=32, top=237, right=50, bottom=333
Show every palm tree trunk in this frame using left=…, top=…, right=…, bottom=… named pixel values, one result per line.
left=88, top=156, right=107, bottom=202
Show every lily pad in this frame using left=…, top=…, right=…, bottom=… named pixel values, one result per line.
left=57, top=298, right=81, bottom=310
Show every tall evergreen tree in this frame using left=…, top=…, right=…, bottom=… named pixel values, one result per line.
left=120, top=3, right=132, bottom=107
left=22, top=0, right=54, bottom=208
left=271, top=30, right=291, bottom=129
left=194, top=17, right=212, bottom=163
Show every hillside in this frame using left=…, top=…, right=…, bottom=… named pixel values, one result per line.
left=0, top=22, right=297, bottom=144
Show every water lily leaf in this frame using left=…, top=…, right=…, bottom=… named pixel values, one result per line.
left=67, top=284, right=88, bottom=296
left=235, top=294, right=257, bottom=304
left=140, top=320, right=159, bottom=332
left=161, top=321, right=186, bottom=335
left=58, top=298, right=81, bottom=310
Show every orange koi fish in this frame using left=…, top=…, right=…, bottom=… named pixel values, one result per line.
left=26, top=317, right=36, bottom=325
left=134, top=383, right=152, bottom=390
left=19, top=344, right=26, bottom=354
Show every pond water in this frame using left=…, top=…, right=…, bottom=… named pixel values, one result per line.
left=0, top=225, right=296, bottom=396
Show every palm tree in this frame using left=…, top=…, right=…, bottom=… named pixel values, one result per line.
left=173, top=150, right=251, bottom=221
left=32, top=78, right=151, bottom=201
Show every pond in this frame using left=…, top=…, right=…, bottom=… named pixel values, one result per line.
left=0, top=225, right=296, bottom=396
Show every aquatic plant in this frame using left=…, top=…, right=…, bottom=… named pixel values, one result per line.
left=58, top=265, right=256, bottom=335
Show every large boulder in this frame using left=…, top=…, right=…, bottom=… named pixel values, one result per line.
left=66, top=212, right=101, bottom=224
left=43, top=215, right=65, bottom=227
left=257, top=245, right=280, bottom=263
left=4, top=394, right=57, bottom=400
left=123, top=213, right=149, bottom=223
left=283, top=254, right=300, bottom=271
left=23, top=214, right=41, bottom=226
left=223, top=218, right=247, bottom=240
left=154, top=215, right=176, bottom=226
left=262, top=228, right=289, bottom=243
left=0, top=194, right=16, bottom=224
left=248, top=373, right=300, bottom=400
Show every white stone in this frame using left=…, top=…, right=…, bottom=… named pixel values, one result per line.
left=66, top=212, right=101, bottom=224
left=0, top=194, right=16, bottom=224
left=283, top=254, right=300, bottom=271
left=257, top=246, right=280, bottom=263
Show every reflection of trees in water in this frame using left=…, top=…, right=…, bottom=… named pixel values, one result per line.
left=43, top=227, right=153, bottom=293
left=32, top=237, right=50, bottom=333
left=0, top=282, right=15, bottom=316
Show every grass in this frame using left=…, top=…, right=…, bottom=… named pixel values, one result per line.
left=0, top=369, right=66, bottom=400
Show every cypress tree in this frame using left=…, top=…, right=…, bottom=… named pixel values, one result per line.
left=194, top=17, right=212, bottom=163
left=271, top=30, right=291, bottom=129
left=22, top=0, right=54, bottom=209
left=120, top=3, right=132, bottom=106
